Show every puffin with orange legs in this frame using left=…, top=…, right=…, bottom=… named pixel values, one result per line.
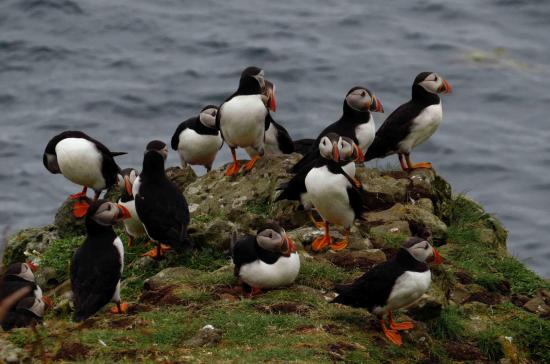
left=230, top=222, right=299, bottom=297
left=216, top=66, right=276, bottom=176
left=70, top=200, right=132, bottom=322
left=364, top=72, right=452, bottom=171
left=134, top=141, right=192, bottom=259
left=304, top=135, right=369, bottom=252
left=332, top=237, right=442, bottom=345
left=43, top=131, right=126, bottom=218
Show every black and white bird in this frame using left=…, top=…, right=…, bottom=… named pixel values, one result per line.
left=71, top=199, right=131, bottom=322
left=1, top=296, right=49, bottom=331
left=332, top=237, right=442, bottom=345
left=0, top=263, right=43, bottom=304
left=134, top=141, right=192, bottom=258
left=276, top=134, right=359, bottom=227
left=116, top=168, right=146, bottom=247
left=246, top=80, right=294, bottom=157
left=364, top=72, right=452, bottom=171
left=216, top=66, right=276, bottom=176
left=291, top=86, right=383, bottom=173
left=231, top=222, right=299, bottom=296
left=171, top=105, right=223, bottom=172
left=303, top=134, right=370, bottom=252
left=43, top=131, right=126, bottom=218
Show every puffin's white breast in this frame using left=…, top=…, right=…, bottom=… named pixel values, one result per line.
left=355, top=116, right=376, bottom=151
left=398, top=102, right=442, bottom=153
left=55, top=138, right=106, bottom=190
left=380, top=270, right=431, bottom=313
left=177, top=128, right=223, bottom=167
left=118, top=199, right=146, bottom=239
left=220, top=95, right=266, bottom=148
left=239, top=252, right=300, bottom=289
left=305, top=166, right=355, bottom=227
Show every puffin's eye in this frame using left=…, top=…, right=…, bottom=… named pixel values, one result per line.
left=361, top=91, right=366, bottom=97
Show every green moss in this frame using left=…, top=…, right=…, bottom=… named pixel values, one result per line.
left=427, top=306, right=465, bottom=340
left=476, top=326, right=504, bottom=362
left=244, top=199, right=272, bottom=215
left=296, top=258, right=351, bottom=289
left=502, top=310, right=550, bottom=363
left=41, top=235, right=84, bottom=281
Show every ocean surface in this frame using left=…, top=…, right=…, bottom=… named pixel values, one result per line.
left=1, top=0, right=549, bottom=276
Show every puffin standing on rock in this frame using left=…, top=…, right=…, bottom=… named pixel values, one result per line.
left=134, top=141, right=192, bottom=258
left=116, top=168, right=146, bottom=247
left=231, top=222, right=299, bottom=297
left=291, top=86, right=383, bottom=173
left=246, top=80, right=294, bottom=157
left=171, top=105, right=223, bottom=172
left=71, top=199, right=132, bottom=322
left=364, top=72, right=452, bottom=171
left=332, top=237, right=442, bottom=345
left=216, top=66, right=276, bottom=176
left=43, top=131, right=126, bottom=218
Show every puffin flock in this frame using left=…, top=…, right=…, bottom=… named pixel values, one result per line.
left=1, top=66, right=452, bottom=346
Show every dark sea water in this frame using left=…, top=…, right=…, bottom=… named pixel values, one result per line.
left=1, top=0, right=549, bottom=276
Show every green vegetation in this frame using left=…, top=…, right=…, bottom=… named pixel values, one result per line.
left=426, top=306, right=465, bottom=340
left=41, top=235, right=84, bottom=282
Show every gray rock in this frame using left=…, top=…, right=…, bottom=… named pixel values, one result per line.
left=3, top=225, right=58, bottom=266
left=0, top=338, right=30, bottom=363
left=183, top=325, right=222, bottom=347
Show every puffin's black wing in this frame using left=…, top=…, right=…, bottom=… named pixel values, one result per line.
left=364, top=101, right=420, bottom=161
left=135, top=180, right=191, bottom=252
left=332, top=258, right=402, bottom=310
left=0, top=280, right=35, bottom=301
left=293, top=139, right=315, bottom=155
left=231, top=235, right=258, bottom=276
left=276, top=167, right=308, bottom=202
left=269, top=116, right=294, bottom=154
left=170, top=117, right=195, bottom=150
left=70, top=241, right=121, bottom=322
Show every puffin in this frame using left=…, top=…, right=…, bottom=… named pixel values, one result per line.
left=246, top=80, right=294, bottom=157
left=231, top=222, right=299, bottom=296
left=364, top=72, right=452, bottom=171
left=170, top=105, right=223, bottom=172
left=1, top=296, right=49, bottom=331
left=304, top=134, right=370, bottom=252
left=291, top=86, right=383, bottom=173
left=216, top=66, right=276, bottom=176
left=332, top=237, right=442, bottom=345
left=43, top=130, right=126, bottom=218
left=70, top=199, right=132, bottom=322
left=276, top=134, right=359, bottom=227
left=134, top=140, right=192, bottom=258
left=116, top=168, right=146, bottom=247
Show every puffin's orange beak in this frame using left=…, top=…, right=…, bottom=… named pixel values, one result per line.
left=354, top=144, right=365, bottom=163
left=282, top=235, right=296, bottom=256
left=432, top=247, right=442, bottom=265
left=26, top=261, right=38, bottom=272
left=42, top=295, right=53, bottom=309
left=117, top=204, right=132, bottom=220
left=332, top=141, right=340, bottom=161
left=438, top=79, right=453, bottom=94
left=124, top=175, right=133, bottom=196
left=268, top=84, right=277, bottom=112
left=370, top=97, right=384, bottom=113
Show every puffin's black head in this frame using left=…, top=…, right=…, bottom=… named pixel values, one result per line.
left=256, top=221, right=296, bottom=257
left=117, top=168, right=139, bottom=198
left=198, top=105, right=219, bottom=129
left=237, top=66, right=265, bottom=95
left=146, top=140, right=168, bottom=161
left=413, top=72, right=452, bottom=95
left=338, top=136, right=361, bottom=163
left=344, top=86, right=384, bottom=114
left=319, top=133, right=340, bottom=161
left=4, top=262, right=37, bottom=282
left=85, top=199, right=131, bottom=229
left=401, top=237, right=442, bottom=265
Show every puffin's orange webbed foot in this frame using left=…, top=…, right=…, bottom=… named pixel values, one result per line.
left=142, top=244, right=170, bottom=259
left=69, top=188, right=87, bottom=200
left=247, top=287, right=262, bottom=298
left=352, top=177, right=362, bottom=189
left=111, top=302, right=128, bottom=314
left=72, top=200, right=89, bottom=218
left=330, top=240, right=349, bottom=252
left=389, top=312, right=414, bottom=330
left=225, top=162, right=240, bottom=177
left=409, top=162, right=433, bottom=170
left=381, top=320, right=402, bottom=346
left=311, top=234, right=331, bottom=252
left=243, top=156, right=260, bottom=171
